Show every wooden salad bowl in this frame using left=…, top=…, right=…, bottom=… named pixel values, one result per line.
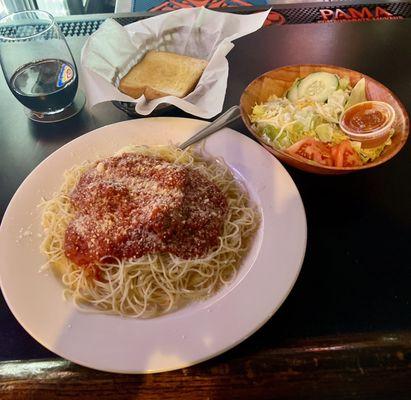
left=239, top=64, right=409, bottom=174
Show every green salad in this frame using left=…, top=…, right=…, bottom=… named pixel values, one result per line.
left=250, top=72, right=393, bottom=166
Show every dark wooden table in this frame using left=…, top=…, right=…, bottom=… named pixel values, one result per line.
left=1, top=16, right=410, bottom=399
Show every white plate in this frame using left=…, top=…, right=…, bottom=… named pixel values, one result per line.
left=0, top=118, right=306, bottom=373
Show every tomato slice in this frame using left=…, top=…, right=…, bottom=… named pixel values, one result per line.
left=287, top=138, right=333, bottom=166
left=332, top=140, right=362, bottom=167
left=330, top=145, right=338, bottom=161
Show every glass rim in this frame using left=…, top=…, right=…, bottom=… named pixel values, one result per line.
left=0, top=10, right=56, bottom=41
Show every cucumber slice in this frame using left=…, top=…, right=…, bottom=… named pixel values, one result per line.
left=286, top=79, right=300, bottom=103
left=297, top=72, right=339, bottom=102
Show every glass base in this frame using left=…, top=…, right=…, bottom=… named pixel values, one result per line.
left=25, top=91, right=86, bottom=123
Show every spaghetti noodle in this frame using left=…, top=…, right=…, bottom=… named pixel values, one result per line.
left=40, top=145, right=259, bottom=318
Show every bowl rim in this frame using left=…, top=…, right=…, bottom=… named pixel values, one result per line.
left=240, top=63, right=410, bottom=172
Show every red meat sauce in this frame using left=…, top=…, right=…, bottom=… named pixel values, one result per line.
left=64, top=152, right=228, bottom=268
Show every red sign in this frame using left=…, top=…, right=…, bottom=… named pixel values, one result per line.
left=320, top=6, right=402, bottom=22
left=150, top=0, right=253, bottom=12
left=264, top=10, right=286, bottom=26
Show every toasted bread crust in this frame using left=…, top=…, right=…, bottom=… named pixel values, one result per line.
left=119, top=51, right=207, bottom=100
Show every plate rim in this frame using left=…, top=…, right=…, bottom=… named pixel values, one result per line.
left=0, top=117, right=307, bottom=373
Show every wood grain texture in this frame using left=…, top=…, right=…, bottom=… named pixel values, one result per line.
left=1, top=331, right=410, bottom=400
left=240, top=64, right=409, bottom=175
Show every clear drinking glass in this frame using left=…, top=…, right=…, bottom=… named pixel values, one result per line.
left=0, top=10, right=85, bottom=122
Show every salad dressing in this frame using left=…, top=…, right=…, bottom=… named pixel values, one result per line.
left=342, top=102, right=389, bottom=134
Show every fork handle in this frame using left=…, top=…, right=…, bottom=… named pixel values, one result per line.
left=179, top=105, right=241, bottom=150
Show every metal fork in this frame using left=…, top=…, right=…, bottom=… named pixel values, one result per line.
left=179, top=105, right=242, bottom=150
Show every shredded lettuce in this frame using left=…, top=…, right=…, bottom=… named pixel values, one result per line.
left=339, top=76, right=350, bottom=90
left=315, top=123, right=347, bottom=144
left=260, top=125, right=279, bottom=141
left=351, top=132, right=393, bottom=163
left=251, top=92, right=350, bottom=150
left=250, top=104, right=267, bottom=122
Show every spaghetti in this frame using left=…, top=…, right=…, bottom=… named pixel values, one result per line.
left=40, top=145, right=259, bottom=318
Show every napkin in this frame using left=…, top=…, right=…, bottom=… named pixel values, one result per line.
left=81, top=7, right=270, bottom=119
